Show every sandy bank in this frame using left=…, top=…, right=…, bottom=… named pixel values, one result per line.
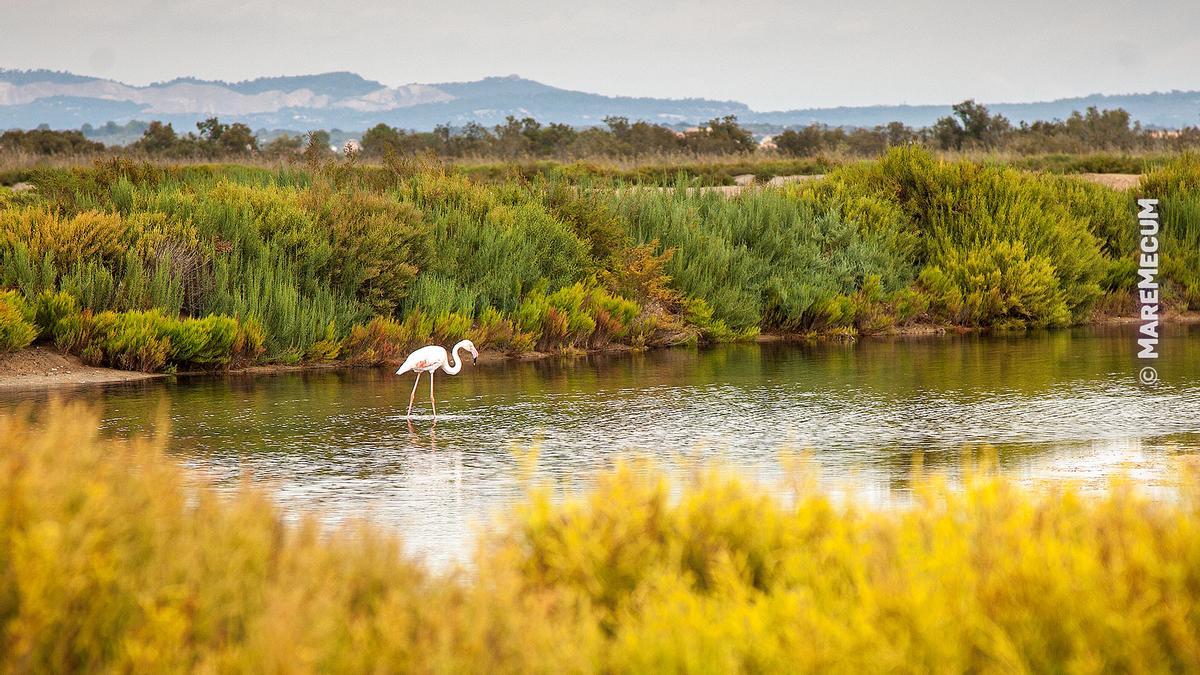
left=0, top=347, right=161, bottom=391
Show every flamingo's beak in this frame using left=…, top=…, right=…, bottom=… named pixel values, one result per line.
left=472, top=356, right=478, bottom=365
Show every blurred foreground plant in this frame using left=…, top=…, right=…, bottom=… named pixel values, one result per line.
left=2, top=404, right=1200, bottom=672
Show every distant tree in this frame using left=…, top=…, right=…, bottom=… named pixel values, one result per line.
left=261, top=133, right=304, bottom=159
left=933, top=100, right=1010, bottom=150
left=130, top=121, right=180, bottom=154
left=1066, top=107, right=1139, bottom=150
left=683, top=116, right=755, bottom=154
left=881, top=121, right=917, bottom=146
left=952, top=100, right=992, bottom=141
left=492, top=116, right=535, bottom=158
left=774, top=125, right=839, bottom=156
left=569, top=127, right=624, bottom=157
left=624, top=121, right=683, bottom=155
left=218, top=123, right=257, bottom=155
left=534, top=122, right=578, bottom=156
left=431, top=122, right=494, bottom=157
left=773, top=121, right=916, bottom=157
left=0, top=128, right=105, bottom=155
left=361, top=123, right=403, bottom=156
left=931, top=116, right=965, bottom=150
left=844, top=127, right=888, bottom=155
left=196, top=117, right=227, bottom=142
left=603, top=116, right=631, bottom=137
left=602, top=116, right=688, bottom=155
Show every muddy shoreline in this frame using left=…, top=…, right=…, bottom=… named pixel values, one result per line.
left=2, top=312, right=1195, bottom=391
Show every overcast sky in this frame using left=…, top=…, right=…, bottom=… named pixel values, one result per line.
left=2, top=0, right=1197, bottom=110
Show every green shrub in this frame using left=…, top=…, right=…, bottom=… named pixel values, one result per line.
left=684, top=298, right=742, bottom=342
left=54, top=309, right=246, bottom=372
left=305, top=321, right=342, bottom=362
left=0, top=291, right=36, bottom=353
left=512, top=282, right=641, bottom=351
left=589, top=287, right=640, bottom=345
left=0, top=245, right=56, bottom=298
left=919, top=242, right=1071, bottom=327
left=29, top=290, right=78, bottom=338
left=0, top=207, right=126, bottom=270
left=432, top=312, right=473, bottom=345
left=158, top=314, right=239, bottom=365
left=814, top=147, right=1106, bottom=327
left=64, top=310, right=171, bottom=371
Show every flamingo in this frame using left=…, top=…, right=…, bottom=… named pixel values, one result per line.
left=396, top=339, right=479, bottom=419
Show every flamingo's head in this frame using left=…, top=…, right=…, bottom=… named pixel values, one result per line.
left=463, top=339, right=479, bottom=365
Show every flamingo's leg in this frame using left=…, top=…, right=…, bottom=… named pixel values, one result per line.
left=429, top=370, right=437, bottom=419
left=407, top=371, right=422, bottom=418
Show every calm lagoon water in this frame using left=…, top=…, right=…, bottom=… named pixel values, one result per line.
left=4, top=324, right=1199, bottom=566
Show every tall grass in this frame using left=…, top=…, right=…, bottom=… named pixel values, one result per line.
left=3, top=402, right=1200, bottom=671
left=614, top=184, right=913, bottom=332
left=1142, top=153, right=1200, bottom=309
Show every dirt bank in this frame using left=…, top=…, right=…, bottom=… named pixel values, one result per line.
left=1078, top=173, right=1142, bottom=190
left=0, top=347, right=160, bottom=390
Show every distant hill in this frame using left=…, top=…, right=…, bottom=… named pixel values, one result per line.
left=754, top=91, right=1200, bottom=129
left=152, top=72, right=388, bottom=98
left=1, top=68, right=1197, bottom=136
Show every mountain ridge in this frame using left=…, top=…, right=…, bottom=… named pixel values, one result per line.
left=1, top=68, right=1197, bottom=132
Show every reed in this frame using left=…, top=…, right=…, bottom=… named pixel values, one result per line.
left=1142, top=154, right=1200, bottom=308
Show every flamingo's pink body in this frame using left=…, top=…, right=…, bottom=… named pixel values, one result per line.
left=397, top=339, right=478, bottom=419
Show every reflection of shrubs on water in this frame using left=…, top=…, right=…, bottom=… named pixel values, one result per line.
left=3, top=402, right=1200, bottom=671
left=1, top=149, right=1198, bottom=371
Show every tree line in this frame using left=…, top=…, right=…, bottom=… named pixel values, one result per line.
left=4, top=101, right=1200, bottom=160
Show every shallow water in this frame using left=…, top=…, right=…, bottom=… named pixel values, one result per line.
left=4, top=324, right=1199, bottom=566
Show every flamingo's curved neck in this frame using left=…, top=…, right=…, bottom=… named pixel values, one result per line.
left=442, top=342, right=466, bottom=375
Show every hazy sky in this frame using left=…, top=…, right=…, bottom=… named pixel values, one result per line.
left=2, top=0, right=1197, bottom=110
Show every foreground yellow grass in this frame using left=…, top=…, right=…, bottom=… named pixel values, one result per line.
left=2, top=403, right=1199, bottom=673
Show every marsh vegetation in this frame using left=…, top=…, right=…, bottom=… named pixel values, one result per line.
left=1, top=148, right=1198, bottom=373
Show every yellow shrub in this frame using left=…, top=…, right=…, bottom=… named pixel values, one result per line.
left=0, top=402, right=600, bottom=673
left=0, top=290, right=36, bottom=352
left=2, top=404, right=1199, bottom=672
left=0, top=207, right=127, bottom=268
